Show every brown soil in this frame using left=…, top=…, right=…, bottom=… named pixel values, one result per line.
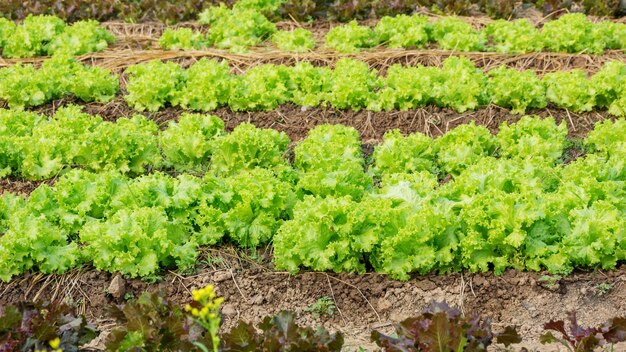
left=0, top=178, right=52, bottom=195
left=31, top=98, right=611, bottom=142
left=1, top=254, right=625, bottom=351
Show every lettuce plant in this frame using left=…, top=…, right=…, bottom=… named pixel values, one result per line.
left=372, top=302, right=522, bottom=351
left=274, top=195, right=370, bottom=273
left=0, top=15, right=113, bottom=58
left=210, top=123, right=291, bottom=176
left=374, top=14, right=430, bottom=48
left=272, top=28, right=315, bottom=52
left=294, top=124, right=371, bottom=199
left=228, top=64, right=291, bottom=111
left=0, top=110, right=43, bottom=177
left=159, top=113, right=225, bottom=171
left=368, top=188, right=454, bottom=280
left=543, top=70, right=596, bottom=112
left=172, top=58, right=232, bottom=111
left=232, top=0, right=286, bottom=15
left=71, top=65, right=119, bottom=102
left=374, top=64, right=438, bottom=111
left=0, top=206, right=80, bottom=281
left=325, top=20, right=378, bottom=53
left=487, top=65, right=546, bottom=113
left=2, top=15, right=65, bottom=58
left=199, top=4, right=276, bottom=52
left=497, top=116, right=567, bottom=162
left=435, top=122, right=496, bottom=176
left=372, top=129, right=437, bottom=175
left=159, top=27, right=206, bottom=50
left=47, top=19, right=115, bottom=55
left=0, top=58, right=117, bottom=108
left=484, top=19, right=542, bottom=53
left=596, top=21, right=626, bottom=50
left=287, top=61, right=332, bottom=107
left=200, top=168, right=297, bottom=247
left=0, top=64, right=52, bottom=108
left=325, top=58, right=381, bottom=110
left=585, top=119, right=626, bottom=156
left=591, top=60, right=626, bottom=116
left=0, top=18, right=16, bottom=48
left=540, top=311, right=626, bottom=351
left=80, top=206, right=198, bottom=277
left=0, top=300, right=97, bottom=352
left=124, top=60, right=185, bottom=111
left=540, top=13, right=605, bottom=54
left=433, top=56, right=488, bottom=112
left=430, top=17, right=485, bottom=51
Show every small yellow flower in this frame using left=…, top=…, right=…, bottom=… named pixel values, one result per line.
left=186, top=284, right=223, bottom=352
left=49, top=338, right=61, bottom=349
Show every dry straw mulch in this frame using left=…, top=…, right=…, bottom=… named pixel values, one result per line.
left=0, top=17, right=625, bottom=73
left=1, top=47, right=624, bottom=75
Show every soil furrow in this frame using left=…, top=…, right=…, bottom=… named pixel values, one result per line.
left=30, top=99, right=612, bottom=141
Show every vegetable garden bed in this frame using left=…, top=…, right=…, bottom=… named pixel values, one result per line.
left=2, top=2, right=626, bottom=351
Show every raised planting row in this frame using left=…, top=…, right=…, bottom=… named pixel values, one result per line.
left=125, top=57, right=626, bottom=114
left=0, top=14, right=114, bottom=58
left=1, top=115, right=626, bottom=282
left=162, top=12, right=626, bottom=54
left=4, top=9, right=622, bottom=58
left=5, top=285, right=625, bottom=352
left=4, top=56, right=625, bottom=114
left=0, top=106, right=608, bottom=180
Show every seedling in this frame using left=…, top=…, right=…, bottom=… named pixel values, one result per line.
left=206, top=254, right=226, bottom=267
left=594, top=282, right=613, bottom=296
left=306, top=296, right=336, bottom=318
left=538, top=274, right=562, bottom=291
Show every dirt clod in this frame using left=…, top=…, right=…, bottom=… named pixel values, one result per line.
left=107, top=274, right=126, bottom=301
left=222, top=304, right=237, bottom=316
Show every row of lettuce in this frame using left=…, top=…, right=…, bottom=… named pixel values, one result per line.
left=0, top=15, right=114, bottom=58
left=164, top=11, right=626, bottom=54
left=3, top=56, right=626, bottom=115
left=1, top=112, right=626, bottom=282
left=1, top=10, right=625, bottom=59
left=0, top=56, right=117, bottom=108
